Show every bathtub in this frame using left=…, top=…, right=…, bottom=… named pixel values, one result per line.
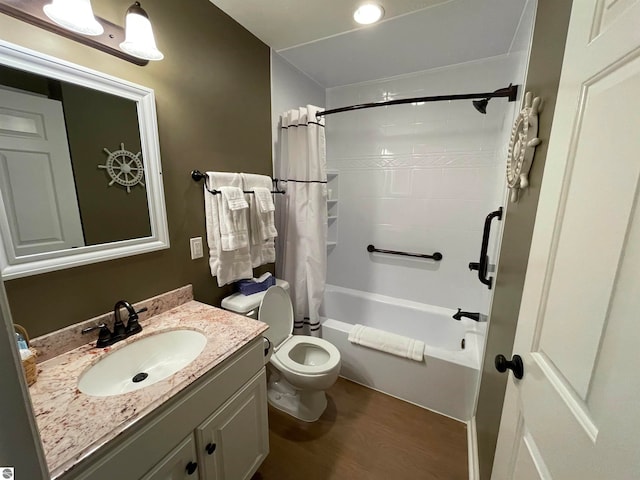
left=321, top=284, right=485, bottom=421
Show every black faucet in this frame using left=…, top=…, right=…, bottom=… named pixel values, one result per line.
left=82, top=300, right=147, bottom=347
left=453, top=308, right=484, bottom=322
left=113, top=300, right=145, bottom=338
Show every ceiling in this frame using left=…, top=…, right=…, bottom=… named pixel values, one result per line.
left=209, top=0, right=528, bottom=88
left=209, top=0, right=452, bottom=51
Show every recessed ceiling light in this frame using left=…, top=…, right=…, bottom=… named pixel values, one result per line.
left=353, top=3, right=384, bottom=25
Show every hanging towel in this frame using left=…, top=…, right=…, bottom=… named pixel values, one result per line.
left=204, top=172, right=252, bottom=286
left=218, top=186, right=249, bottom=251
left=347, top=324, right=425, bottom=362
left=254, top=187, right=276, bottom=213
left=241, top=173, right=278, bottom=267
left=220, top=186, right=249, bottom=211
left=253, top=187, right=278, bottom=239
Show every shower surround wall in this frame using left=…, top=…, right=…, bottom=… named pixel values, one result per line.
left=326, top=55, right=519, bottom=313
left=271, top=51, right=326, bottom=160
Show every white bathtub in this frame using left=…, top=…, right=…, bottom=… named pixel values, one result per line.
left=321, top=284, right=485, bottom=421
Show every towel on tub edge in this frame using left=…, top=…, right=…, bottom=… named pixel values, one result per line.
left=347, top=324, right=424, bottom=362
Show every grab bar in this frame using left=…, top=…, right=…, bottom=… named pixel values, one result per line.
left=367, top=244, right=443, bottom=261
left=469, top=207, right=503, bottom=289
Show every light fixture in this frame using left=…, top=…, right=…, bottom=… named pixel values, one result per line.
left=353, top=3, right=384, bottom=25
left=42, top=0, right=103, bottom=36
left=119, top=2, right=164, bottom=61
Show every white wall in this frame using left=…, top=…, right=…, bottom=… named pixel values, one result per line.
left=270, top=51, right=325, bottom=162
left=325, top=55, right=524, bottom=312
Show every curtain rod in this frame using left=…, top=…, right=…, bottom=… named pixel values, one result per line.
left=316, top=84, right=518, bottom=117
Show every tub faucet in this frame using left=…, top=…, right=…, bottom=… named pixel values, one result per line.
left=453, top=309, right=485, bottom=322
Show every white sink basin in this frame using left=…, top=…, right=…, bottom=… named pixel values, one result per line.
left=78, top=329, right=207, bottom=397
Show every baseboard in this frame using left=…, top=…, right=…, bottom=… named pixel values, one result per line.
left=467, top=416, right=480, bottom=480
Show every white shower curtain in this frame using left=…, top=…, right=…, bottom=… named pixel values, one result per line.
left=275, top=105, right=327, bottom=337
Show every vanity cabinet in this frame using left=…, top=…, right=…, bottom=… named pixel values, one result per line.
left=195, top=371, right=269, bottom=479
left=65, top=338, right=268, bottom=480
left=141, top=371, right=267, bottom=480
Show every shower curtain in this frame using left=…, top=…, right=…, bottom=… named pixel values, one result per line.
left=275, top=105, right=327, bottom=337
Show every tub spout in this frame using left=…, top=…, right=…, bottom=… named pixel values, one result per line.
left=453, top=309, right=485, bottom=322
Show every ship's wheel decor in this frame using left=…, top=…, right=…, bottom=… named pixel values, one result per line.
left=99, top=143, right=145, bottom=193
left=506, top=92, right=542, bottom=203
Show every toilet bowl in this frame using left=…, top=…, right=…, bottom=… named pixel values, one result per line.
left=258, top=286, right=341, bottom=422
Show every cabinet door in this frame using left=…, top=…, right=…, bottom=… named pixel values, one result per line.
left=196, top=369, right=269, bottom=480
left=141, top=434, right=199, bottom=480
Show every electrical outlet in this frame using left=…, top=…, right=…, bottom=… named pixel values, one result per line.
left=190, top=237, right=203, bottom=259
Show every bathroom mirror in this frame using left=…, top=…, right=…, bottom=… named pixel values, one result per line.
left=0, top=40, right=169, bottom=279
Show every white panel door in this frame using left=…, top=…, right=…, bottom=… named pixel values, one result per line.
left=492, top=1, right=640, bottom=479
left=0, top=88, right=84, bottom=258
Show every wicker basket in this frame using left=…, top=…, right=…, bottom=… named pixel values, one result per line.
left=14, top=324, right=37, bottom=386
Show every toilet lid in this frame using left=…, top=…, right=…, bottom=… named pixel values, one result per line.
left=258, top=286, right=294, bottom=348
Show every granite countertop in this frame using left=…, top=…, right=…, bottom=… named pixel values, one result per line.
left=28, top=295, right=268, bottom=479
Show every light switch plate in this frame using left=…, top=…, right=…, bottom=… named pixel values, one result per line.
left=190, top=237, right=203, bottom=259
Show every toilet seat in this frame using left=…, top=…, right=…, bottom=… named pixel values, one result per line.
left=273, top=336, right=341, bottom=375
left=259, top=286, right=340, bottom=375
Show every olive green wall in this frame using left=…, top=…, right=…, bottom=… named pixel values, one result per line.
left=0, top=64, right=50, bottom=94
left=0, top=0, right=273, bottom=337
left=475, top=0, right=573, bottom=478
left=61, top=83, right=151, bottom=245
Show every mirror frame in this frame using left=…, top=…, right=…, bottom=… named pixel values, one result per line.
left=0, top=40, right=169, bottom=280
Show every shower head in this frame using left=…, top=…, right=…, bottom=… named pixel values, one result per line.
left=473, top=98, right=490, bottom=114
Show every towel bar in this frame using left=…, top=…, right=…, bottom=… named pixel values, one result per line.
left=191, top=170, right=285, bottom=195
left=367, top=244, right=442, bottom=261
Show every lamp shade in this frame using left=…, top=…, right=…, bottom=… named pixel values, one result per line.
left=119, top=2, right=164, bottom=61
left=43, top=0, right=104, bottom=36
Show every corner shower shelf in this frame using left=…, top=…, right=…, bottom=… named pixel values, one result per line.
left=327, top=171, right=339, bottom=249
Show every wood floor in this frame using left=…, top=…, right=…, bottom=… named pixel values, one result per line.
left=252, top=378, right=468, bottom=480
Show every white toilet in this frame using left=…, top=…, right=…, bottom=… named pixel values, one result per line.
left=221, top=282, right=341, bottom=422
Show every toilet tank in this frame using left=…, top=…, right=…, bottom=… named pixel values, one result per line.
left=221, top=279, right=290, bottom=319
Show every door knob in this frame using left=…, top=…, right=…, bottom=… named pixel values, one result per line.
left=495, top=354, right=524, bottom=379
left=206, top=442, right=216, bottom=455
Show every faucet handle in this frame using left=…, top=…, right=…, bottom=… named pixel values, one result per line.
left=81, top=323, right=112, bottom=348
left=125, top=307, right=147, bottom=335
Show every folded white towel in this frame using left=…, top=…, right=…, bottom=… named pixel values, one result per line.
left=254, top=187, right=275, bottom=213
left=218, top=185, right=249, bottom=251
left=347, top=324, right=424, bottom=362
left=241, top=173, right=278, bottom=267
left=204, top=172, right=252, bottom=286
left=220, top=186, right=249, bottom=211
